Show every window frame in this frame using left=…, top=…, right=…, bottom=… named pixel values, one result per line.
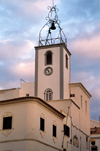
left=40, top=114, right=45, bottom=132
left=70, top=94, right=75, bottom=97
left=65, top=54, right=68, bottom=68
left=40, top=117, right=45, bottom=132
left=53, top=124, right=57, bottom=138
left=2, top=114, right=13, bottom=131
left=64, top=124, right=70, bottom=137
left=44, top=88, right=53, bottom=101
left=3, top=116, right=12, bottom=130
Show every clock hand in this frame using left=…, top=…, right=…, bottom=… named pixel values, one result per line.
left=48, top=69, right=50, bottom=73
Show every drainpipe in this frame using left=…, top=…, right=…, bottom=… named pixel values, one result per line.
left=80, top=137, right=81, bottom=151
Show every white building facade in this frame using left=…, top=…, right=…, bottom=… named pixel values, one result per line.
left=0, top=3, right=92, bottom=151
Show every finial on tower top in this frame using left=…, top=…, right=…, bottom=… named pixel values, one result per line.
left=39, top=2, right=67, bottom=46
left=52, top=0, right=54, bottom=7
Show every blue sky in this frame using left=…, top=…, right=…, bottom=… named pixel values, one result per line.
left=0, top=0, right=100, bottom=120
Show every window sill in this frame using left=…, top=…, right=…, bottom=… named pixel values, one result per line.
left=1, top=128, right=13, bottom=137
left=64, top=135, right=69, bottom=138
left=39, top=129, right=46, bottom=138
left=52, top=136, right=57, bottom=143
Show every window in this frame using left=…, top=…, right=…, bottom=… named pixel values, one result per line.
left=86, top=136, right=88, bottom=149
left=45, top=51, right=52, bottom=65
left=70, top=94, right=75, bottom=97
left=66, top=54, right=68, bottom=68
left=3, top=116, right=12, bottom=130
left=81, top=95, right=83, bottom=107
left=64, top=124, right=70, bottom=137
left=44, top=89, right=53, bottom=100
left=53, top=125, right=56, bottom=137
left=85, top=101, right=87, bottom=112
left=40, top=117, right=45, bottom=131
left=26, top=94, right=29, bottom=97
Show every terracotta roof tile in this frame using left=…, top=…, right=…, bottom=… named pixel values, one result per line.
left=90, top=127, right=100, bottom=134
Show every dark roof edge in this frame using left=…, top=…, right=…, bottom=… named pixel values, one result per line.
left=0, top=96, right=65, bottom=119
left=69, top=83, right=92, bottom=98
left=35, top=43, right=71, bottom=56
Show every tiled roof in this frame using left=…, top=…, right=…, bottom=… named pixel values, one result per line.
left=90, top=127, right=100, bottom=134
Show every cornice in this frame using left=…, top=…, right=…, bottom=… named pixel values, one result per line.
left=0, top=97, right=65, bottom=119
left=35, top=43, right=71, bottom=56
left=0, top=138, right=62, bottom=151
left=69, top=83, right=92, bottom=98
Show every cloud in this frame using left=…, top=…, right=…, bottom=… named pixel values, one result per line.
left=69, top=33, right=100, bottom=59
left=0, top=39, right=35, bottom=89
left=0, top=39, right=35, bottom=61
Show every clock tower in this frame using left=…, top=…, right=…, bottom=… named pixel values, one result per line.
left=35, top=5, right=71, bottom=101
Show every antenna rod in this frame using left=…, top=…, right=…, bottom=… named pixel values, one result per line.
left=52, top=0, right=54, bottom=7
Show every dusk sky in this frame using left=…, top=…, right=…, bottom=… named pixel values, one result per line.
left=0, top=0, right=100, bottom=120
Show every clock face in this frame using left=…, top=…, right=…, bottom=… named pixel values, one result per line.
left=44, top=67, right=53, bottom=76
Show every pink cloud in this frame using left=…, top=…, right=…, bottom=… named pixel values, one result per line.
left=69, top=33, right=100, bottom=59
left=0, top=40, right=35, bottom=60
left=10, top=61, right=35, bottom=79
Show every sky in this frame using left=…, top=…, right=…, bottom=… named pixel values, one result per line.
left=0, top=0, right=100, bottom=120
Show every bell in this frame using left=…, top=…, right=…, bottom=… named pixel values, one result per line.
left=50, top=21, right=56, bottom=30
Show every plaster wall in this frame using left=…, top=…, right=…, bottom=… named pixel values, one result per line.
left=37, top=46, right=60, bottom=100
left=0, top=89, right=25, bottom=101
left=48, top=99, right=90, bottom=151
left=69, top=85, right=90, bottom=108
left=21, top=82, right=35, bottom=96
left=0, top=99, right=65, bottom=151
left=63, top=47, right=70, bottom=99
left=0, top=82, right=35, bottom=101
left=69, top=85, right=90, bottom=135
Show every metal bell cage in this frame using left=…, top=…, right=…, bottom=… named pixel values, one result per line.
left=39, top=5, right=67, bottom=46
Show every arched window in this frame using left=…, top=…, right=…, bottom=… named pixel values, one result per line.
left=66, top=54, right=68, bottom=68
left=44, top=88, right=53, bottom=100
left=45, top=51, right=52, bottom=65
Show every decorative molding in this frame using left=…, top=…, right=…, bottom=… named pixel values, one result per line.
left=3, top=112, right=12, bottom=117
left=73, top=135, right=79, bottom=148
left=1, top=112, right=13, bottom=137
left=1, top=130, right=12, bottom=137
left=40, top=113, right=45, bottom=119
left=0, top=97, right=65, bottom=119
left=35, top=43, right=71, bottom=56
left=39, top=130, right=46, bottom=138
left=0, top=138, right=62, bottom=151
left=52, top=136, right=57, bottom=143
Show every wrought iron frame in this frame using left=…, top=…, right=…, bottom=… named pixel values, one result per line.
left=39, top=5, right=67, bottom=46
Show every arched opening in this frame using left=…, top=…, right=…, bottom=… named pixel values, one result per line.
left=44, top=88, right=53, bottom=100
left=45, top=51, right=52, bottom=65
left=66, top=54, right=68, bottom=68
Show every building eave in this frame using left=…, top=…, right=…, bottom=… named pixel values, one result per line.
left=0, top=96, right=65, bottom=119
left=0, top=88, right=20, bottom=93
left=35, top=43, right=71, bottom=56
left=69, top=83, right=92, bottom=98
